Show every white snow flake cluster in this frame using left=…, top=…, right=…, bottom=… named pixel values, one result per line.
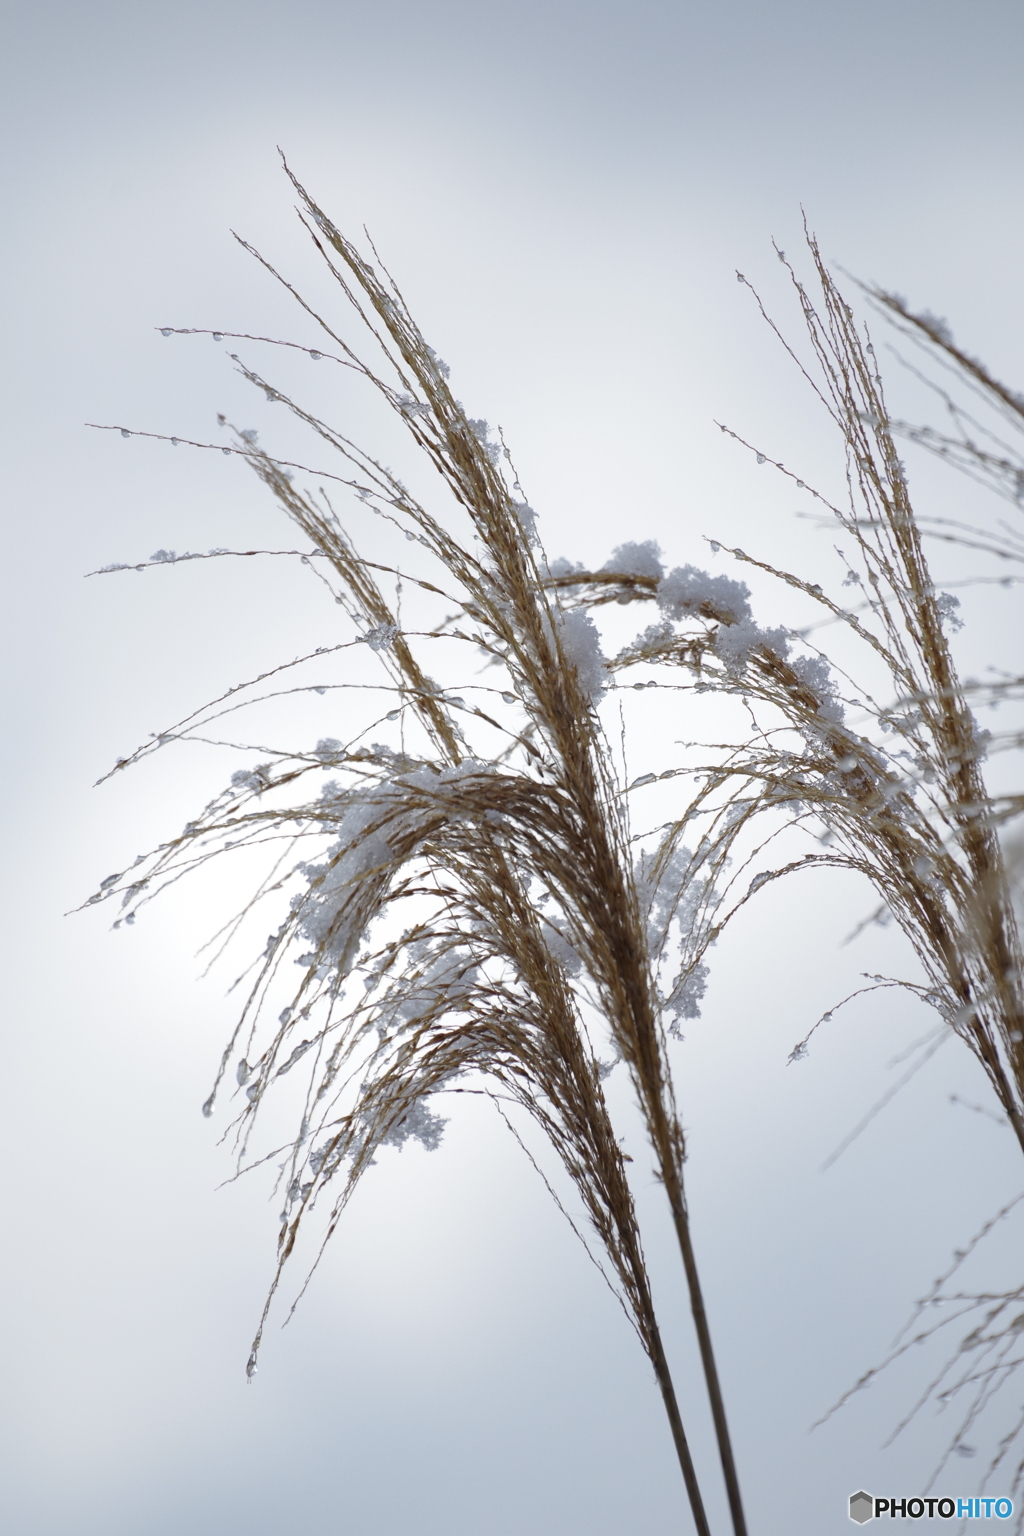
left=635, top=845, right=715, bottom=1037
left=549, top=608, right=607, bottom=701
left=656, top=564, right=752, bottom=624
left=711, top=617, right=791, bottom=672
left=294, top=800, right=395, bottom=972
left=363, top=622, right=400, bottom=652
left=381, top=1096, right=449, bottom=1151
left=602, top=540, right=665, bottom=580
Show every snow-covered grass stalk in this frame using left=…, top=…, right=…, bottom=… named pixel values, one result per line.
left=88, top=161, right=748, bottom=1536
left=560, top=236, right=1023, bottom=1151
left=90, top=155, right=1021, bottom=1522
left=548, top=238, right=1024, bottom=1501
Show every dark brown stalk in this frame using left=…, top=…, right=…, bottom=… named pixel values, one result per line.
left=628, top=1021, right=747, bottom=1536
left=648, top=1318, right=714, bottom=1536
left=666, top=1176, right=747, bottom=1536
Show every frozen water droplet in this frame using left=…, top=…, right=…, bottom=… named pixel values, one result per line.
left=633, top=682, right=645, bottom=690
left=501, top=692, right=516, bottom=704
left=309, top=350, right=322, bottom=360
left=447, top=697, right=465, bottom=709
left=387, top=709, right=400, bottom=720
left=404, top=531, right=415, bottom=541
left=821, top=1011, right=833, bottom=1023
left=796, top=480, right=804, bottom=488
left=756, top=453, right=766, bottom=465
left=160, top=328, right=172, bottom=337
left=121, top=429, right=131, bottom=438
left=630, top=773, right=656, bottom=788
left=246, top=1353, right=258, bottom=1380
left=236, top=1059, right=250, bottom=1085
left=736, top=272, right=745, bottom=283
left=202, top=1094, right=215, bottom=1118
left=170, top=437, right=179, bottom=447
left=212, top=332, right=223, bottom=342
left=222, top=447, right=230, bottom=455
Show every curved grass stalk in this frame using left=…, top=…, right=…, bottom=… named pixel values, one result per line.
left=88, top=160, right=753, bottom=1533
left=556, top=237, right=1023, bottom=1157
left=543, top=237, right=1023, bottom=1501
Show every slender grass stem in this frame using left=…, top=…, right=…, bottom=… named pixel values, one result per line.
left=648, top=1320, right=715, bottom=1536
left=668, top=1192, right=748, bottom=1536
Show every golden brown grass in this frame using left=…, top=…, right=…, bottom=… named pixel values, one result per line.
left=87, top=158, right=753, bottom=1536
left=563, top=234, right=1024, bottom=1512
left=88, top=160, right=1022, bottom=1527
left=573, top=236, right=1024, bottom=1154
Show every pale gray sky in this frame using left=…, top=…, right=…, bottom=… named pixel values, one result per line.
left=2, top=3, right=1023, bottom=1533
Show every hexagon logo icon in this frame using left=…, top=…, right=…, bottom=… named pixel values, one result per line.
left=849, top=1490, right=874, bottom=1524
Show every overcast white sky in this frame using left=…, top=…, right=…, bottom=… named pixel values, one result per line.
left=2, top=3, right=1024, bottom=1534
